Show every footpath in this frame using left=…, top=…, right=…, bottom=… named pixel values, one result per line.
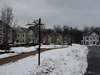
left=0, top=47, right=66, bottom=65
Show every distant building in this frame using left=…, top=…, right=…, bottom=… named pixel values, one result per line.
left=15, top=27, right=29, bottom=45
left=63, top=35, right=71, bottom=45
left=15, top=27, right=36, bottom=45
left=43, top=33, right=52, bottom=44
left=28, top=26, right=39, bottom=44
left=28, top=30, right=35, bottom=44
left=81, top=32, right=100, bottom=46
left=56, top=33, right=63, bottom=44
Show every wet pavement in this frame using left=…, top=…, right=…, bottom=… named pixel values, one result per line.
left=86, top=46, right=100, bottom=75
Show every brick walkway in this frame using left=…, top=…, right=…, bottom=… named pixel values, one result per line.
left=0, top=47, right=66, bottom=65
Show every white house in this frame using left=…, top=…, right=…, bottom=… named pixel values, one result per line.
left=81, top=32, right=100, bottom=46
left=15, top=27, right=29, bottom=45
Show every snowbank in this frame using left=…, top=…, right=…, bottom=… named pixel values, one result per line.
left=32, top=44, right=88, bottom=75
left=0, top=45, right=65, bottom=59
left=0, top=44, right=88, bottom=75
left=0, top=46, right=37, bottom=59
left=11, top=46, right=37, bottom=53
left=40, top=44, right=67, bottom=48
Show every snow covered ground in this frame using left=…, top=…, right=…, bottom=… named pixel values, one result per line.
left=0, top=45, right=65, bottom=59
left=0, top=44, right=88, bottom=75
left=0, top=46, right=36, bottom=59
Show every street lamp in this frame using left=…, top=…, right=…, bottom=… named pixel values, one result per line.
left=27, top=18, right=44, bottom=65
left=71, top=27, right=72, bottom=46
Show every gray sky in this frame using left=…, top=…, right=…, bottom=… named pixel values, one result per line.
left=0, top=0, right=100, bottom=29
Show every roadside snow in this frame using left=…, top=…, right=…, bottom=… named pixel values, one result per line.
left=11, top=46, right=37, bottom=53
left=0, top=45, right=64, bottom=59
left=0, top=53, right=17, bottom=59
left=0, top=46, right=37, bottom=59
left=32, top=44, right=88, bottom=75
left=41, top=45, right=66, bottom=48
left=0, top=44, right=88, bottom=75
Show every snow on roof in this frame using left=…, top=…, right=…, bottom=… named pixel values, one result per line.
left=83, top=32, right=99, bottom=36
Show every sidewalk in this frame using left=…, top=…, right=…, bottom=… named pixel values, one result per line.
left=0, top=47, right=66, bottom=65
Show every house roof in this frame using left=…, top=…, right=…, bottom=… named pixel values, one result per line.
left=15, top=27, right=29, bottom=33
left=28, top=25, right=38, bottom=31
left=83, top=32, right=98, bottom=36
left=21, top=28, right=28, bottom=33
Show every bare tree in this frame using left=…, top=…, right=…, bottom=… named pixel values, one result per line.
left=0, top=6, right=14, bottom=52
left=1, top=7, right=13, bottom=26
left=83, top=27, right=90, bottom=33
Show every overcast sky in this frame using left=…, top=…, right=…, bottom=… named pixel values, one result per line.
left=0, top=0, right=100, bottom=29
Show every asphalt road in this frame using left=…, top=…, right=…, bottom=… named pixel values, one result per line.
left=86, top=46, right=100, bottom=75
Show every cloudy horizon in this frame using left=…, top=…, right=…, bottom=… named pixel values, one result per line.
left=0, top=0, right=100, bottom=29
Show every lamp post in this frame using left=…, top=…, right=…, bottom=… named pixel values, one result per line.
left=38, top=18, right=41, bottom=65
left=27, top=18, right=44, bottom=66
left=71, top=27, right=72, bottom=46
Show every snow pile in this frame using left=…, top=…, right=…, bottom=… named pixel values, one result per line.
left=11, top=46, right=37, bottom=53
left=32, top=44, right=88, bottom=75
left=0, top=45, right=65, bottom=59
left=0, top=53, right=17, bottom=59
left=40, top=45, right=67, bottom=48
left=0, top=46, right=37, bottom=59
left=0, top=44, right=88, bottom=75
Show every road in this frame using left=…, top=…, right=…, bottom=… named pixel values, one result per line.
left=86, top=46, right=100, bottom=75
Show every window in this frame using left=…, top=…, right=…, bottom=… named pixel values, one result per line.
left=90, top=37, right=92, bottom=40
left=93, top=37, right=95, bottom=40
left=23, top=34, right=24, bottom=37
left=23, top=40, right=24, bottom=42
left=17, top=34, right=19, bottom=37
left=97, top=42, right=99, bottom=45
left=97, top=38, right=98, bottom=40
left=86, top=37, right=88, bottom=40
